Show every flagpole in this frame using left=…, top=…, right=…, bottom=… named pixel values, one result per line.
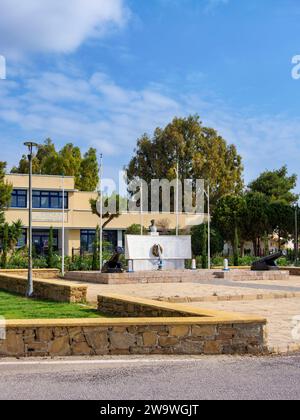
left=207, top=184, right=211, bottom=270
left=176, top=160, right=179, bottom=236
left=99, top=154, right=103, bottom=272
left=140, top=179, right=143, bottom=236
left=62, top=174, right=65, bottom=277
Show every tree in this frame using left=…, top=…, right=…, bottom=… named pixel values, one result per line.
left=11, top=140, right=99, bottom=192
left=0, top=162, right=23, bottom=266
left=249, top=166, right=298, bottom=205
left=268, top=202, right=295, bottom=249
left=79, top=148, right=99, bottom=192
left=0, top=162, right=13, bottom=223
left=92, top=226, right=100, bottom=271
left=90, top=193, right=122, bottom=229
left=126, top=116, right=244, bottom=207
left=125, top=224, right=147, bottom=235
left=191, top=224, right=224, bottom=257
left=0, top=223, right=9, bottom=268
left=0, top=220, right=23, bottom=268
left=213, top=194, right=246, bottom=249
left=46, top=227, right=55, bottom=268
left=242, top=192, right=270, bottom=256
left=201, top=224, right=208, bottom=269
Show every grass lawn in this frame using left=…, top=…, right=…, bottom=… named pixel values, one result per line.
left=0, top=290, right=106, bottom=320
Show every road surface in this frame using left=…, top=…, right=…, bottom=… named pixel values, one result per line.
left=0, top=355, right=299, bottom=400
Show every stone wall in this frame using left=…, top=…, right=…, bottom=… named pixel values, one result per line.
left=0, top=269, right=60, bottom=279
left=0, top=273, right=87, bottom=303
left=64, top=270, right=217, bottom=285
left=0, top=318, right=267, bottom=357
left=98, top=295, right=195, bottom=317
left=281, top=267, right=300, bottom=276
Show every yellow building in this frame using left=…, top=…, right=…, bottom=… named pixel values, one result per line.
left=4, top=174, right=205, bottom=256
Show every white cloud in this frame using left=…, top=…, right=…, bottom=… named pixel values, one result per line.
left=0, top=68, right=299, bottom=189
left=0, top=0, right=129, bottom=55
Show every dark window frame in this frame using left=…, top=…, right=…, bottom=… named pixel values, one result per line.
left=11, top=189, right=27, bottom=208
left=32, top=190, right=68, bottom=209
left=80, top=230, right=96, bottom=252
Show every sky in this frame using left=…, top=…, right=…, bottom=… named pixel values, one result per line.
left=0, top=0, right=300, bottom=190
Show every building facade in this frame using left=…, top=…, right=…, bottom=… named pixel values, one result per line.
left=4, top=174, right=205, bottom=256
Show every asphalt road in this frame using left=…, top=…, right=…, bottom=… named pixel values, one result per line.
left=0, top=355, right=299, bottom=400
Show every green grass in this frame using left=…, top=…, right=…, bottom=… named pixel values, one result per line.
left=0, top=290, right=106, bottom=320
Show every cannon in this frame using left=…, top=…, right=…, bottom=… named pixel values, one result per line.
left=102, top=247, right=124, bottom=273
left=251, top=251, right=283, bottom=271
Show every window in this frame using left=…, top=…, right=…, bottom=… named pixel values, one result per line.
left=32, top=191, right=68, bottom=209
left=32, top=230, right=58, bottom=255
left=11, top=190, right=27, bottom=208
left=80, top=230, right=96, bottom=252
left=80, top=230, right=118, bottom=252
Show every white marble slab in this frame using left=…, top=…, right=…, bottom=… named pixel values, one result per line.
left=125, top=235, right=192, bottom=261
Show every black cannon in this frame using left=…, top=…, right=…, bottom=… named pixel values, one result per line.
left=102, top=247, right=124, bottom=274
left=251, top=251, right=283, bottom=271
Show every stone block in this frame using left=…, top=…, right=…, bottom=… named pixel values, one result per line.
left=71, top=341, right=93, bottom=356
left=49, top=335, right=71, bottom=356
left=203, top=340, right=223, bottom=355
left=168, top=325, right=190, bottom=337
left=109, top=332, right=136, bottom=350
left=158, top=336, right=179, bottom=347
left=192, top=325, right=217, bottom=338
left=143, top=332, right=157, bottom=347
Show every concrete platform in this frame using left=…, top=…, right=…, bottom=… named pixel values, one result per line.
left=64, top=270, right=217, bottom=285
left=215, top=270, right=290, bottom=282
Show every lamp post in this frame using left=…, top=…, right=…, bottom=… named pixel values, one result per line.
left=24, top=141, right=38, bottom=297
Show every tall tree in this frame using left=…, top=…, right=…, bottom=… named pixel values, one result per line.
left=79, top=148, right=99, bottom=192
left=268, top=202, right=295, bottom=250
left=0, top=162, right=13, bottom=224
left=249, top=166, right=298, bottom=205
left=242, top=192, right=270, bottom=256
left=11, top=140, right=99, bottom=191
left=0, top=220, right=23, bottom=268
left=212, top=194, right=246, bottom=249
left=126, top=116, right=244, bottom=207
left=191, top=224, right=224, bottom=257
left=46, top=227, right=55, bottom=268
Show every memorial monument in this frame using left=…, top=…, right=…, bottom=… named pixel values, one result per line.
left=125, top=220, right=192, bottom=272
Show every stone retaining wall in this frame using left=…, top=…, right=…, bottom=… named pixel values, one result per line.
left=98, top=295, right=194, bottom=317
left=216, top=270, right=290, bottom=281
left=0, top=269, right=60, bottom=279
left=0, top=317, right=267, bottom=357
left=0, top=273, right=87, bottom=303
left=281, top=267, right=300, bottom=276
left=65, top=270, right=216, bottom=285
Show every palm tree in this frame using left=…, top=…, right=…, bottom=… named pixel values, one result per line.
left=0, top=220, right=23, bottom=268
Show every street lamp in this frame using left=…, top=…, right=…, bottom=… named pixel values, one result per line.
left=24, top=141, right=38, bottom=297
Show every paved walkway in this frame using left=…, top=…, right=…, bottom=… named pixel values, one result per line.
left=80, top=277, right=300, bottom=303
left=188, top=298, right=300, bottom=353
left=66, top=276, right=300, bottom=353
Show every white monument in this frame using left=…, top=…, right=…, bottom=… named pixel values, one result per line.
left=125, top=221, right=192, bottom=272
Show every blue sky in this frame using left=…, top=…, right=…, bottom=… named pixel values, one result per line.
left=0, top=0, right=300, bottom=190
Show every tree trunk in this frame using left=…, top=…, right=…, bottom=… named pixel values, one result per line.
left=240, top=241, right=245, bottom=258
